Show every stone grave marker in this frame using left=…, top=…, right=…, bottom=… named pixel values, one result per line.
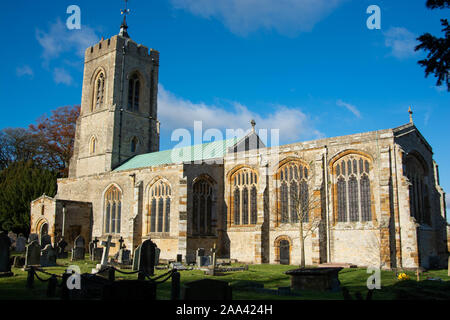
left=118, top=249, right=131, bottom=265
left=40, top=234, right=51, bottom=248
left=198, top=256, right=211, bottom=267
left=56, top=238, right=68, bottom=258
left=13, top=256, right=25, bottom=268
left=25, top=240, right=41, bottom=267
left=94, top=235, right=115, bottom=272
left=155, top=247, right=161, bottom=266
left=40, top=244, right=57, bottom=267
left=132, top=245, right=141, bottom=271
left=185, top=253, right=196, bottom=265
left=176, top=254, right=182, bottom=263
left=71, top=235, right=86, bottom=260
left=89, top=237, right=100, bottom=261
left=183, top=279, right=232, bottom=300
left=140, top=239, right=156, bottom=276
left=15, top=234, right=26, bottom=253
left=0, top=232, right=13, bottom=276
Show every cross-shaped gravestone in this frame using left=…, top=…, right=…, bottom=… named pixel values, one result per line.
left=93, top=237, right=99, bottom=249
left=99, top=235, right=116, bottom=267
left=118, top=237, right=125, bottom=250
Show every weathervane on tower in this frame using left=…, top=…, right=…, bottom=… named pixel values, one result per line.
left=119, top=0, right=131, bottom=38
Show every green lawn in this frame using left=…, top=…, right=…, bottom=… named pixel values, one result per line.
left=1, top=255, right=449, bottom=300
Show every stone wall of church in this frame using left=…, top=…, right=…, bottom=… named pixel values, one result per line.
left=57, top=163, right=184, bottom=259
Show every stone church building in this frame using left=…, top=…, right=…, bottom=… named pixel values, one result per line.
left=29, top=21, right=448, bottom=270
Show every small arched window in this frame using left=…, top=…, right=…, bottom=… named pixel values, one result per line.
left=131, top=137, right=138, bottom=153
left=147, top=180, right=171, bottom=233
left=93, top=72, right=105, bottom=111
left=89, top=136, right=97, bottom=155
left=231, top=168, right=258, bottom=225
left=104, top=185, right=122, bottom=234
left=128, top=74, right=140, bottom=111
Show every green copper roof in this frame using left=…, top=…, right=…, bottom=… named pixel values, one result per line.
left=114, top=137, right=239, bottom=172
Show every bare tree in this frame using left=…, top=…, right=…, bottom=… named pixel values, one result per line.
left=274, top=161, right=322, bottom=268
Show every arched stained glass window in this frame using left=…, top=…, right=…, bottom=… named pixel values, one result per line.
left=334, top=154, right=373, bottom=223
left=93, top=72, right=105, bottom=111
left=148, top=180, right=171, bottom=233
left=231, top=168, right=258, bottom=225
left=104, top=185, right=122, bottom=234
left=192, top=179, right=214, bottom=235
left=278, top=161, right=309, bottom=224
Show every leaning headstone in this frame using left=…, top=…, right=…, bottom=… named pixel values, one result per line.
left=28, top=233, right=38, bottom=244
left=0, top=232, right=13, bottom=277
left=25, top=240, right=41, bottom=267
left=40, top=244, right=57, bottom=267
left=71, top=235, right=85, bottom=261
left=132, top=245, right=142, bottom=271
left=93, top=235, right=115, bottom=273
left=15, top=235, right=26, bottom=253
left=40, top=234, right=51, bottom=248
left=183, top=279, right=232, bottom=300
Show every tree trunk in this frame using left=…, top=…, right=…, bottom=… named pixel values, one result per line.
left=300, top=220, right=305, bottom=268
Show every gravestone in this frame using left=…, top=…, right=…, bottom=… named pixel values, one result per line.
left=210, top=243, right=217, bottom=269
left=8, top=232, right=17, bottom=250
left=118, top=249, right=131, bottom=265
left=40, top=234, right=51, bottom=248
left=71, top=235, right=86, bottom=260
left=183, top=279, right=232, bottom=300
left=15, top=235, right=26, bottom=253
left=196, top=248, right=205, bottom=257
left=40, top=244, right=57, bottom=267
left=198, top=256, right=211, bottom=267
left=132, top=245, right=141, bottom=271
left=28, top=233, right=38, bottom=243
left=176, top=254, right=183, bottom=263
left=56, top=238, right=68, bottom=258
left=0, top=232, right=13, bottom=276
left=155, top=247, right=160, bottom=265
left=89, top=237, right=100, bottom=261
left=25, top=240, right=41, bottom=267
left=94, top=235, right=115, bottom=272
left=185, top=253, right=196, bottom=265
left=92, top=248, right=103, bottom=261
left=134, top=239, right=156, bottom=276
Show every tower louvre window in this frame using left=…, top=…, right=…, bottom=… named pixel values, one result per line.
left=128, top=74, right=140, bottom=111
left=93, top=72, right=105, bottom=111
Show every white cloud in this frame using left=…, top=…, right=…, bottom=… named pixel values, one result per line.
left=53, top=68, right=74, bottom=86
left=336, top=99, right=361, bottom=118
left=16, top=65, right=34, bottom=78
left=170, top=0, right=346, bottom=36
left=36, top=18, right=99, bottom=64
left=384, top=27, right=418, bottom=59
left=158, top=84, right=323, bottom=145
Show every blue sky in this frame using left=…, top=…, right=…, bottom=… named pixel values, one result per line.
left=1, top=0, right=449, bottom=217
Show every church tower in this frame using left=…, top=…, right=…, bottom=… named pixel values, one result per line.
left=69, top=13, right=160, bottom=178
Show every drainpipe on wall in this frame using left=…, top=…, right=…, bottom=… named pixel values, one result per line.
left=62, top=204, right=66, bottom=239
left=323, top=146, right=331, bottom=263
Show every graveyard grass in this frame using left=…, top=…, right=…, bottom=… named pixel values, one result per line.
left=1, top=253, right=449, bottom=300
